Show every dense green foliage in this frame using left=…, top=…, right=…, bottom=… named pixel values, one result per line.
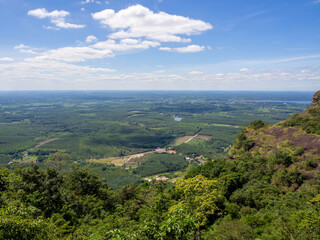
left=35, top=162, right=144, bottom=190
left=247, top=119, right=267, bottom=130
left=282, top=108, right=320, bottom=134
left=233, top=129, right=255, bottom=152
left=133, top=153, right=187, bottom=177
left=1, top=143, right=320, bottom=239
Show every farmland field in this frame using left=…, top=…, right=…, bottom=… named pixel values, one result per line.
left=0, top=91, right=312, bottom=187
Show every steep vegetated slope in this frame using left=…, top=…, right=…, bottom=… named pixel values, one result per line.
left=230, top=90, right=320, bottom=179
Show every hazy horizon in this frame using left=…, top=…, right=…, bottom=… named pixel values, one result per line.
left=0, top=90, right=316, bottom=93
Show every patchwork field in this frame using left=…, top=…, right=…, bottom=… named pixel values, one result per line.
left=0, top=90, right=312, bottom=188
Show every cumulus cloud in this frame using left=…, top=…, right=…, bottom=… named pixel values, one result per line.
left=159, top=45, right=205, bottom=53
left=86, top=35, right=98, bottom=43
left=92, top=5, right=212, bottom=43
left=28, top=8, right=85, bottom=29
left=0, top=57, right=14, bottom=62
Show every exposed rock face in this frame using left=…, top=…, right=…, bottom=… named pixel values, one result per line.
left=312, top=90, right=320, bottom=104
left=301, top=90, right=320, bottom=116
left=247, top=126, right=320, bottom=159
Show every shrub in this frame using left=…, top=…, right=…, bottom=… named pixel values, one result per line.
left=234, top=130, right=254, bottom=152
left=247, top=120, right=266, bottom=130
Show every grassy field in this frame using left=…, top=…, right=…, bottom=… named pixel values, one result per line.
left=171, top=136, right=194, bottom=146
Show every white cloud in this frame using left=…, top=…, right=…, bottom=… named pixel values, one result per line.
left=28, top=8, right=85, bottom=29
left=92, top=39, right=160, bottom=52
left=0, top=57, right=14, bottom=62
left=28, top=47, right=114, bottom=62
left=314, top=0, right=320, bottom=4
left=0, top=59, right=116, bottom=90
left=43, top=25, right=59, bottom=30
left=159, top=45, right=205, bottom=53
left=92, top=5, right=212, bottom=43
left=81, top=0, right=94, bottom=4
left=25, top=38, right=160, bottom=63
left=159, top=47, right=171, bottom=51
left=86, top=35, right=98, bottom=43
left=189, top=71, right=203, bottom=75
left=235, top=55, right=320, bottom=65
left=240, top=68, right=253, bottom=72
left=54, top=21, right=85, bottom=29
left=14, top=44, right=39, bottom=54
left=81, top=8, right=85, bottom=12
left=175, top=45, right=206, bottom=53
left=28, top=8, right=69, bottom=19
left=81, top=0, right=101, bottom=4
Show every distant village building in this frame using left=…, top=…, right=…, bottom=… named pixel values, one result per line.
left=153, top=176, right=170, bottom=182
left=167, top=150, right=177, bottom=154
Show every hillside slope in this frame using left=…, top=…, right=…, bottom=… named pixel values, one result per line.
left=229, top=90, right=320, bottom=178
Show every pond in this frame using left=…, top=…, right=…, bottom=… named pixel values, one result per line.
left=174, top=117, right=183, bottom=122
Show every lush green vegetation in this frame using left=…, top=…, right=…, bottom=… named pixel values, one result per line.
left=282, top=107, right=320, bottom=134
left=133, top=153, right=187, bottom=177
left=1, top=145, right=320, bottom=239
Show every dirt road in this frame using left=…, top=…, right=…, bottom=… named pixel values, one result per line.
left=35, top=138, right=58, bottom=148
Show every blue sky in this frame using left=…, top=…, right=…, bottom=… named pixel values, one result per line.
left=0, top=0, right=320, bottom=90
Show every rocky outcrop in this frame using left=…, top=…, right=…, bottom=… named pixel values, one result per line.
left=229, top=91, right=320, bottom=176
left=301, top=90, right=320, bottom=116
left=312, top=90, right=320, bottom=104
